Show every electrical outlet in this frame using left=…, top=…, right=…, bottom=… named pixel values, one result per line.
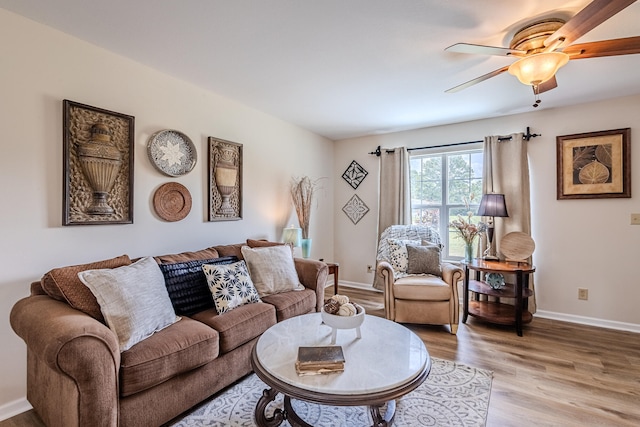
left=367, top=265, right=373, bottom=273
left=631, top=213, right=640, bottom=225
left=578, top=288, right=588, bottom=300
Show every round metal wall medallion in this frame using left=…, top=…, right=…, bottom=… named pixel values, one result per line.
left=147, top=129, right=197, bottom=177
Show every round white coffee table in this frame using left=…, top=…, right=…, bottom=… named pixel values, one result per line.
left=251, top=313, right=430, bottom=427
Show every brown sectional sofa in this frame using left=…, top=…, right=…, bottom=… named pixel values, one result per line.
left=10, top=240, right=328, bottom=427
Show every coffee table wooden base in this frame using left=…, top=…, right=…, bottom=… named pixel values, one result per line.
left=254, top=386, right=397, bottom=427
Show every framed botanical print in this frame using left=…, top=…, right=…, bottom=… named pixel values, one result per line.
left=556, top=128, right=631, bottom=199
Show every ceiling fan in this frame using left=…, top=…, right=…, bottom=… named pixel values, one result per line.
left=444, top=0, right=640, bottom=106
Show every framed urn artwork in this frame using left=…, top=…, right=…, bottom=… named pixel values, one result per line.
left=556, top=128, right=631, bottom=200
left=63, top=100, right=134, bottom=225
left=208, top=137, right=243, bottom=221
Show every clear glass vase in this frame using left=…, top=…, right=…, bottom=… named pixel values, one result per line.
left=464, top=242, right=474, bottom=262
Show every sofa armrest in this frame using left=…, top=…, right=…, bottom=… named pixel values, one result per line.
left=11, top=295, right=120, bottom=427
left=294, top=258, right=328, bottom=312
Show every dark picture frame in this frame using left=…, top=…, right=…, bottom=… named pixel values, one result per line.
left=556, top=128, right=631, bottom=199
left=63, top=100, right=134, bottom=225
left=208, top=137, right=243, bottom=221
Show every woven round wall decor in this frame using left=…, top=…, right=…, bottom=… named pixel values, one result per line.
left=153, top=182, right=192, bottom=222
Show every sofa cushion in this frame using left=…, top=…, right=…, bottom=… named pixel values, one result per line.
left=203, top=260, right=261, bottom=314
left=40, top=254, right=132, bottom=322
left=406, top=244, right=442, bottom=277
left=159, top=256, right=238, bottom=315
left=78, top=257, right=180, bottom=351
left=241, top=245, right=304, bottom=297
left=212, top=243, right=245, bottom=259
left=154, top=247, right=219, bottom=264
left=246, top=239, right=294, bottom=255
left=190, top=303, right=276, bottom=354
left=260, top=288, right=316, bottom=321
left=393, top=275, right=452, bottom=301
left=119, top=317, right=220, bottom=397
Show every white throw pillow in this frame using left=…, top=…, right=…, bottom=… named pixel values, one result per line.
left=78, top=256, right=180, bottom=351
left=202, top=260, right=261, bottom=314
left=240, top=245, right=304, bottom=297
left=387, top=238, right=421, bottom=273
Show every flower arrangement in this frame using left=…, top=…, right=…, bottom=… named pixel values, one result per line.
left=290, top=176, right=317, bottom=239
left=449, top=195, right=487, bottom=245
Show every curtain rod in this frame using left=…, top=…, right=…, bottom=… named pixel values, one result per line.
left=368, top=127, right=540, bottom=156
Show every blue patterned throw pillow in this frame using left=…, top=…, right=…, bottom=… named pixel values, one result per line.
left=202, top=261, right=261, bottom=314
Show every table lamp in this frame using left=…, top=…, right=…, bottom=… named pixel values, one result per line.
left=477, top=193, right=508, bottom=260
left=283, top=225, right=302, bottom=248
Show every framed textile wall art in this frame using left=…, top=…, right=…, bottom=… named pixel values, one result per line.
left=556, top=128, right=631, bottom=199
left=342, top=160, right=368, bottom=189
left=63, top=100, right=134, bottom=225
left=342, top=194, right=370, bottom=224
left=208, top=137, right=243, bottom=221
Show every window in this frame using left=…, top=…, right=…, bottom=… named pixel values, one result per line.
left=410, top=147, right=483, bottom=259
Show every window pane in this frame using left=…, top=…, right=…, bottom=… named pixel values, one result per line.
left=410, top=157, right=442, bottom=205
left=412, top=207, right=440, bottom=229
left=410, top=148, right=483, bottom=260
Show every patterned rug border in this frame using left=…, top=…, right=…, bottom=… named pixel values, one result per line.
left=170, top=357, right=493, bottom=426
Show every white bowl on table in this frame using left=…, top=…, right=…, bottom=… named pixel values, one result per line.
left=321, top=303, right=365, bottom=344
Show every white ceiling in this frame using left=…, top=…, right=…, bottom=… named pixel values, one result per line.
left=2, top=0, right=640, bottom=140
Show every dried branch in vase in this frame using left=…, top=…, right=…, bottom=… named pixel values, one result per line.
left=290, top=176, right=317, bottom=239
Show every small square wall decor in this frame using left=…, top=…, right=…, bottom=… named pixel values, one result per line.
left=342, top=194, right=370, bottom=225
left=342, top=160, right=368, bottom=189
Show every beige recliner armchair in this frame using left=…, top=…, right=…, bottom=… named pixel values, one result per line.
left=374, top=225, right=463, bottom=334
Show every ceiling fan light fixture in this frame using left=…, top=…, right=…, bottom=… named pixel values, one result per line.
left=508, top=52, right=569, bottom=86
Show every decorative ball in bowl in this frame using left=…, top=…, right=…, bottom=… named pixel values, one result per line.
left=321, top=303, right=365, bottom=330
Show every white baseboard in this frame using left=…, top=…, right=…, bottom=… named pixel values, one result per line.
left=534, top=310, right=640, bottom=333
left=0, top=397, right=32, bottom=422
left=335, top=280, right=383, bottom=293
left=333, top=281, right=640, bottom=334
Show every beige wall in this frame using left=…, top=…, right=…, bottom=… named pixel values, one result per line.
left=334, top=94, right=640, bottom=331
left=0, top=9, right=334, bottom=418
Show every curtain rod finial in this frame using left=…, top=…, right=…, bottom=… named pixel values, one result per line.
left=369, top=145, right=381, bottom=156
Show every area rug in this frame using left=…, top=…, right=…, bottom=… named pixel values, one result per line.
left=170, top=358, right=492, bottom=426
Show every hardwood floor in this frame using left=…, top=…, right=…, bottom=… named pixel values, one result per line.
left=4, top=286, right=639, bottom=427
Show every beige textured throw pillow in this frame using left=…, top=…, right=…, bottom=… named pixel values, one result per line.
left=78, top=256, right=180, bottom=351
left=240, top=245, right=304, bottom=297
left=406, top=244, right=442, bottom=277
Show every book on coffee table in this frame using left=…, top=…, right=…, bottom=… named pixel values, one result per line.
left=295, top=345, right=345, bottom=376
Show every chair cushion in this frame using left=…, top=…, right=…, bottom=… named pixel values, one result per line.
left=393, top=275, right=452, bottom=301
left=202, top=260, right=261, bottom=314
left=387, top=238, right=421, bottom=274
left=190, top=302, right=276, bottom=354
left=159, top=256, right=239, bottom=315
left=119, top=317, right=219, bottom=397
left=40, top=254, right=132, bottom=322
left=260, top=288, right=316, bottom=321
left=406, top=244, right=442, bottom=277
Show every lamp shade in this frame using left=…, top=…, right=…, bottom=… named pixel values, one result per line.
left=283, top=225, right=302, bottom=247
left=508, top=52, right=569, bottom=85
left=477, top=194, right=508, bottom=218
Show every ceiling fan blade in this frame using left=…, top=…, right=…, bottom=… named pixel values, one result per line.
left=563, top=36, right=640, bottom=59
left=537, top=76, right=558, bottom=93
left=544, top=0, right=637, bottom=48
left=445, top=66, right=510, bottom=93
left=445, top=43, right=526, bottom=57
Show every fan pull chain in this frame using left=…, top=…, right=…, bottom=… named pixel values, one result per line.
left=531, top=83, right=542, bottom=108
